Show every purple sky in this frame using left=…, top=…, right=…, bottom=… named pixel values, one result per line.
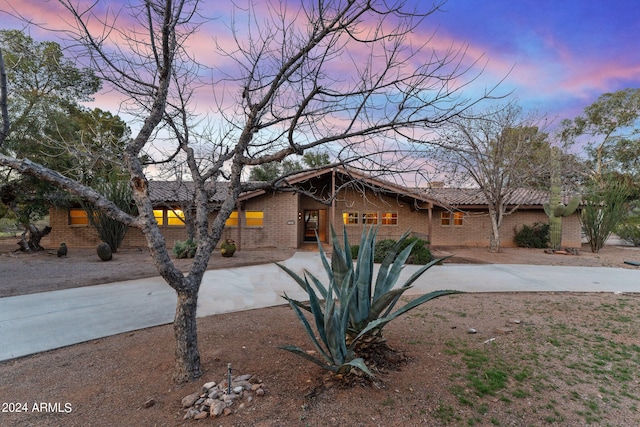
left=1, top=0, right=639, bottom=126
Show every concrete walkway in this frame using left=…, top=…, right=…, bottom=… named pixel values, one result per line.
left=0, top=252, right=637, bottom=362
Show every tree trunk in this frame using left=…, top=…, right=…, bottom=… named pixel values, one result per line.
left=488, top=208, right=502, bottom=253
left=172, top=287, right=202, bottom=383
left=18, top=224, right=52, bottom=252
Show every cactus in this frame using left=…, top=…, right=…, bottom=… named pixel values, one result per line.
left=543, top=148, right=580, bottom=251
left=96, top=242, right=113, bottom=261
left=173, top=239, right=197, bottom=259
left=220, top=239, right=236, bottom=257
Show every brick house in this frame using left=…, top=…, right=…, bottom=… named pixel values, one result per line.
left=47, top=167, right=581, bottom=250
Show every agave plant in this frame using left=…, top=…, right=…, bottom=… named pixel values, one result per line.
left=278, top=225, right=459, bottom=371
left=279, top=269, right=376, bottom=376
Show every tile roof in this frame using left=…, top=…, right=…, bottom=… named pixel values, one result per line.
left=147, top=181, right=231, bottom=204
left=423, top=187, right=568, bottom=207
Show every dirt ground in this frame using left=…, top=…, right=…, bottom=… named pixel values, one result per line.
left=1, top=239, right=639, bottom=426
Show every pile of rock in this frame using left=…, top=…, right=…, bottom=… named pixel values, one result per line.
left=182, top=373, right=265, bottom=420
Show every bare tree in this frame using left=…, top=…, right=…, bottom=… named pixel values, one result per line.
left=0, top=0, right=498, bottom=382
left=423, top=103, right=551, bottom=252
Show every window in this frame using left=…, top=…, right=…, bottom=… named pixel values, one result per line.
left=166, top=209, right=185, bottom=226
left=225, top=211, right=239, bottom=227
left=342, top=212, right=359, bottom=225
left=441, top=211, right=464, bottom=226
left=453, top=212, right=464, bottom=226
left=381, top=212, right=398, bottom=225
left=69, top=208, right=89, bottom=226
left=153, top=209, right=165, bottom=226
left=153, top=208, right=186, bottom=226
left=245, top=211, right=264, bottom=227
left=362, top=212, right=378, bottom=225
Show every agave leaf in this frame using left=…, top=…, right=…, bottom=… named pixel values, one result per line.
left=367, top=287, right=411, bottom=323
left=283, top=294, right=332, bottom=364
left=305, top=270, right=330, bottom=301
left=351, top=227, right=375, bottom=327
left=387, top=290, right=462, bottom=325
left=329, top=225, right=350, bottom=289
left=278, top=345, right=339, bottom=373
left=342, top=358, right=375, bottom=377
left=276, top=262, right=308, bottom=292
left=373, top=240, right=417, bottom=301
left=374, top=230, right=411, bottom=297
left=380, top=256, right=451, bottom=319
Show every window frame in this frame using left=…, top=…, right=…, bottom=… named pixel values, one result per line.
left=381, top=212, right=398, bottom=226
left=342, top=211, right=359, bottom=225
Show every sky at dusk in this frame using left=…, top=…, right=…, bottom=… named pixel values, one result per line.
left=1, top=0, right=639, bottom=130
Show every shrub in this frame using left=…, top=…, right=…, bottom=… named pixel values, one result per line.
left=514, top=222, right=549, bottom=248
left=374, top=236, right=432, bottom=264
left=617, top=222, right=640, bottom=246
left=173, top=239, right=197, bottom=259
left=278, top=226, right=458, bottom=376
left=350, top=244, right=359, bottom=259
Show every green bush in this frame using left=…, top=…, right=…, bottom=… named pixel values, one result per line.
left=350, top=244, right=359, bottom=259
left=514, top=222, right=549, bottom=248
left=373, top=236, right=432, bottom=264
left=617, top=222, right=640, bottom=246
left=173, top=239, right=197, bottom=259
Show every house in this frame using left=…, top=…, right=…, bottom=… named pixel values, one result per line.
left=47, top=167, right=582, bottom=250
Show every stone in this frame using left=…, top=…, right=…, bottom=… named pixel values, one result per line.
left=223, top=408, right=233, bottom=416
left=256, top=388, right=265, bottom=396
left=233, top=386, right=244, bottom=394
left=183, top=408, right=200, bottom=420
left=143, top=398, right=155, bottom=408
left=233, top=374, right=252, bottom=382
left=210, top=400, right=225, bottom=417
left=182, top=392, right=201, bottom=408
left=208, top=389, right=220, bottom=399
left=494, top=327, right=513, bottom=334
left=251, top=383, right=263, bottom=391
left=509, top=319, right=521, bottom=324
left=468, top=328, right=477, bottom=334
left=202, top=381, right=217, bottom=393
left=194, top=411, right=209, bottom=420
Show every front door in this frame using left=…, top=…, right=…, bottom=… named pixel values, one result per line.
left=303, top=209, right=327, bottom=242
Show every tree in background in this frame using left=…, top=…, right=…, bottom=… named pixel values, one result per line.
left=1, top=0, right=497, bottom=382
left=426, top=103, right=552, bottom=252
left=249, top=150, right=331, bottom=181
left=0, top=30, right=129, bottom=250
left=561, top=88, right=640, bottom=251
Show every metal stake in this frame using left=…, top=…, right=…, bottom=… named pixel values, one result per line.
left=227, top=363, right=232, bottom=395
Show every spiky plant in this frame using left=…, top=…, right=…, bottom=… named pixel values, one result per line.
left=279, top=225, right=459, bottom=355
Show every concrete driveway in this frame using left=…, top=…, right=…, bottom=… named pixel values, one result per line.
left=0, top=252, right=637, bottom=362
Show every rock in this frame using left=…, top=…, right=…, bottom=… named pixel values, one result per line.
left=182, top=392, right=201, bottom=408
left=210, top=400, right=225, bottom=417
left=208, top=389, right=220, bottom=399
left=143, top=398, right=155, bottom=408
left=183, top=408, right=200, bottom=420
left=509, top=319, right=521, bottom=324
left=194, top=411, right=209, bottom=420
left=251, top=383, right=263, bottom=391
left=234, top=374, right=252, bottom=382
left=468, top=328, right=477, bottom=334
left=202, top=381, right=217, bottom=393
left=223, top=408, right=233, bottom=416
left=256, top=388, right=265, bottom=396
left=233, top=386, right=244, bottom=394
left=494, top=327, right=513, bottom=334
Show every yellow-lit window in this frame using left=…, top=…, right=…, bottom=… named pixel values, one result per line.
left=342, top=212, right=358, bottom=225
left=381, top=212, right=397, bottom=225
left=153, top=209, right=164, bottom=225
left=245, top=211, right=264, bottom=227
left=453, top=212, right=464, bottom=226
left=225, top=211, right=238, bottom=227
left=441, top=211, right=451, bottom=226
left=362, top=212, right=378, bottom=224
left=69, top=208, right=89, bottom=225
left=167, top=209, right=185, bottom=226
